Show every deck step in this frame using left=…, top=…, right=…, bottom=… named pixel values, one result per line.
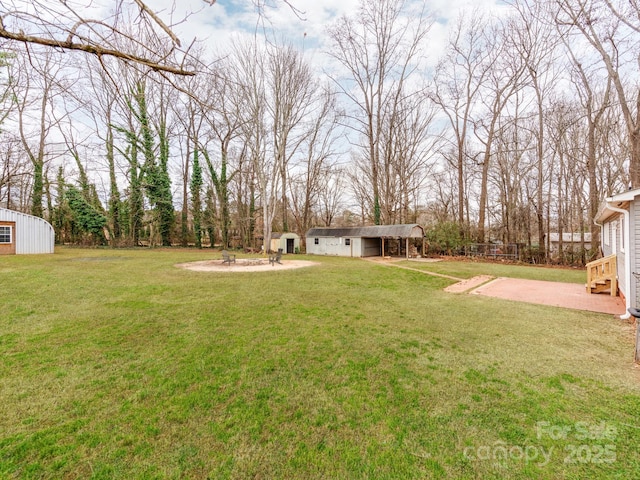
left=586, top=278, right=612, bottom=294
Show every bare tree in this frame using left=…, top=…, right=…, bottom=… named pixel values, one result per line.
left=554, top=0, right=640, bottom=187
left=318, top=171, right=346, bottom=228
left=265, top=43, right=316, bottom=232
left=0, top=1, right=308, bottom=77
left=173, top=71, right=208, bottom=246
left=562, top=37, right=612, bottom=256
left=0, top=0, right=202, bottom=75
left=232, top=38, right=281, bottom=253
left=328, top=0, right=432, bottom=225
left=509, top=1, right=560, bottom=261
left=473, top=18, right=526, bottom=243
left=430, top=11, right=493, bottom=233
left=288, top=85, right=343, bottom=241
left=200, top=59, right=245, bottom=249
left=380, top=90, right=440, bottom=224
left=8, top=48, right=71, bottom=218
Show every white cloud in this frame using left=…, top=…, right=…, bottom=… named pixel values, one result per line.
left=152, top=0, right=511, bottom=67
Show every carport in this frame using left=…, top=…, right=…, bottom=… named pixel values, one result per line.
left=306, top=224, right=425, bottom=258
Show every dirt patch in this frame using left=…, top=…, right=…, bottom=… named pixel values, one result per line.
left=175, top=258, right=320, bottom=273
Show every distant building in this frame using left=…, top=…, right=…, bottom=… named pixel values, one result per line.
left=306, top=224, right=424, bottom=258
left=0, top=208, right=55, bottom=255
left=548, top=232, right=592, bottom=254
left=270, top=232, right=300, bottom=254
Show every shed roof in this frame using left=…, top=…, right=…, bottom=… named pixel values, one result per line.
left=271, top=232, right=300, bottom=239
left=306, top=224, right=424, bottom=238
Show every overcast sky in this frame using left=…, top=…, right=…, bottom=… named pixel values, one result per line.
left=155, top=0, right=509, bottom=66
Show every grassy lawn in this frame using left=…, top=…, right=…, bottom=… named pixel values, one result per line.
left=1, top=248, right=639, bottom=479
left=399, top=258, right=588, bottom=284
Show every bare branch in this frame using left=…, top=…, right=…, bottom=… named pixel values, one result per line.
left=132, top=0, right=181, bottom=47
left=0, top=22, right=194, bottom=76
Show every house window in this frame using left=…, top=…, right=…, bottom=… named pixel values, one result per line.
left=0, top=226, right=11, bottom=244
left=604, top=222, right=610, bottom=246
left=345, top=238, right=351, bottom=246
left=314, top=238, right=319, bottom=245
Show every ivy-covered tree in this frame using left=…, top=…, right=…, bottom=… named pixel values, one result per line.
left=130, top=82, right=174, bottom=247
left=113, top=111, right=141, bottom=246
left=65, top=186, right=107, bottom=244
left=203, top=149, right=232, bottom=249
left=155, top=116, right=174, bottom=246
left=190, top=149, right=203, bottom=248
left=52, top=167, right=73, bottom=244
left=203, top=185, right=217, bottom=248
left=106, top=121, right=122, bottom=243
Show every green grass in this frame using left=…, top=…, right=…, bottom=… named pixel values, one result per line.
left=399, top=258, right=588, bottom=284
left=1, top=248, right=639, bottom=479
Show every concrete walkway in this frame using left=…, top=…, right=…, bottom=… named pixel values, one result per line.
left=444, top=275, right=494, bottom=293
left=469, top=277, right=625, bottom=316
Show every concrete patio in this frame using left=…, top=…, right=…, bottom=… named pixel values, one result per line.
left=469, top=277, right=625, bottom=316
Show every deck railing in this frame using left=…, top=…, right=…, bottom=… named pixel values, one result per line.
left=585, top=254, right=617, bottom=296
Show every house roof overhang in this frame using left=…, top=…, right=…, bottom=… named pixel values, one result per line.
left=595, top=188, right=640, bottom=223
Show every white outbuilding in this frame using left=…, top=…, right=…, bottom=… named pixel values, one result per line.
left=0, top=208, right=55, bottom=255
left=306, top=224, right=425, bottom=258
left=270, top=232, right=300, bottom=254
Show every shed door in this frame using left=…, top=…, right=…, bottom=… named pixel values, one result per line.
left=286, top=238, right=294, bottom=254
left=0, top=221, right=16, bottom=255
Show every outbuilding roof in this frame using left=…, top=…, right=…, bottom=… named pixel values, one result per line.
left=271, top=232, right=300, bottom=239
left=306, top=224, right=424, bottom=238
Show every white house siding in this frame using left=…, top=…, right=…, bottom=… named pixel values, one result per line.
left=601, top=215, right=616, bottom=257
left=633, top=198, right=640, bottom=307
left=599, top=213, right=625, bottom=299
left=616, top=217, right=626, bottom=299
left=0, top=208, right=55, bottom=254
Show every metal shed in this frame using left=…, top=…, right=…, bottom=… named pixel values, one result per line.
left=305, top=224, right=424, bottom=258
left=270, top=232, right=300, bottom=254
left=0, top=208, right=55, bottom=255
